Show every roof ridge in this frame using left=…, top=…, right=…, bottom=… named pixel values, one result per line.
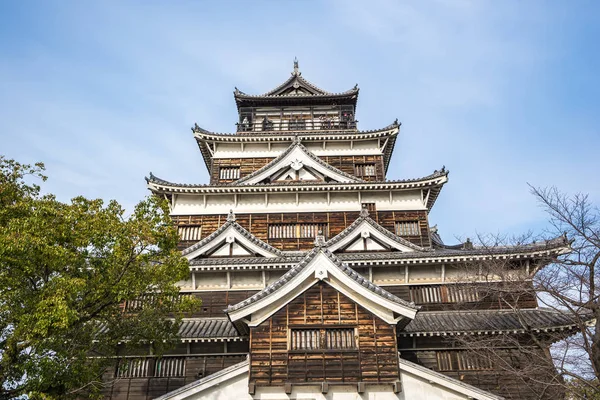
left=225, top=247, right=418, bottom=314
left=180, top=217, right=283, bottom=258
left=325, top=210, right=428, bottom=252
left=230, top=140, right=364, bottom=185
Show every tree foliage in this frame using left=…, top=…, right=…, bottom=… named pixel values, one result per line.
left=0, top=156, right=198, bottom=399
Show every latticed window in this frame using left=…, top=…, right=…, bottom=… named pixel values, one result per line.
left=177, top=226, right=201, bottom=241
left=268, top=223, right=328, bottom=239
left=116, top=358, right=151, bottom=378
left=219, top=167, right=240, bottom=180
left=437, top=351, right=493, bottom=371
left=155, top=357, right=185, bottom=377
left=355, top=163, right=376, bottom=177
left=290, top=328, right=356, bottom=350
left=409, top=285, right=481, bottom=304
left=395, top=221, right=420, bottom=236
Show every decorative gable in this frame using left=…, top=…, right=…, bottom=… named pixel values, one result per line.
left=226, top=244, right=419, bottom=334
left=232, top=141, right=363, bottom=185
left=181, top=211, right=283, bottom=260
left=326, top=209, right=427, bottom=253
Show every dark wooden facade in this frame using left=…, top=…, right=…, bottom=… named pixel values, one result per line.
left=210, top=155, right=385, bottom=184
left=399, top=345, right=561, bottom=399
left=174, top=210, right=431, bottom=251
left=249, top=282, right=400, bottom=386
left=101, top=353, right=247, bottom=400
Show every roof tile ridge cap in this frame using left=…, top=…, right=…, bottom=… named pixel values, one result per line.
left=230, top=221, right=283, bottom=256
left=322, top=248, right=419, bottom=309
left=363, top=215, right=427, bottom=252
left=297, top=141, right=365, bottom=183
left=324, top=215, right=365, bottom=246
left=228, top=140, right=299, bottom=185
left=181, top=220, right=235, bottom=256
left=226, top=248, right=318, bottom=312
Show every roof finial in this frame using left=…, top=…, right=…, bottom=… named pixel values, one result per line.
left=314, top=229, right=326, bottom=247
left=360, top=207, right=370, bottom=218
left=227, top=209, right=236, bottom=222
left=293, top=57, right=299, bottom=76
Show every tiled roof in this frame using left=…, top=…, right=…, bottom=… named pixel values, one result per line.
left=402, top=308, right=581, bottom=335
left=325, top=208, right=428, bottom=252
left=146, top=168, right=447, bottom=190
left=178, top=318, right=241, bottom=339
left=192, top=121, right=399, bottom=138
left=233, top=62, right=358, bottom=100
left=226, top=247, right=418, bottom=313
left=231, top=140, right=363, bottom=185
left=180, top=213, right=283, bottom=258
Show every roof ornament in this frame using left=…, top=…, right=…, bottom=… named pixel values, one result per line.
left=463, top=238, right=473, bottom=250
left=292, top=57, right=300, bottom=76
left=393, top=118, right=399, bottom=126
left=314, top=230, right=326, bottom=247
left=227, top=209, right=236, bottom=222
left=360, top=207, right=370, bottom=218
left=192, top=123, right=199, bottom=132
left=292, top=134, right=301, bottom=145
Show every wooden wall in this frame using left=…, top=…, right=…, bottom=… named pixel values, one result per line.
left=210, top=155, right=385, bottom=184
left=101, top=354, right=247, bottom=400
left=249, top=282, right=400, bottom=386
left=184, top=282, right=537, bottom=319
left=399, top=346, right=561, bottom=400
left=173, top=210, right=431, bottom=251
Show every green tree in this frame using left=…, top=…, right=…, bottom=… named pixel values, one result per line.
left=0, top=156, right=198, bottom=399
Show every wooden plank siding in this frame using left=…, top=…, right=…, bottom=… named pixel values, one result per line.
left=180, top=283, right=537, bottom=319
left=101, top=354, right=247, bottom=400
left=249, top=282, right=400, bottom=386
left=400, top=347, right=561, bottom=400
left=173, top=210, right=431, bottom=251
left=210, top=155, right=385, bottom=184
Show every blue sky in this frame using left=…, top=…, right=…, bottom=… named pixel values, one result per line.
left=1, top=1, right=599, bottom=243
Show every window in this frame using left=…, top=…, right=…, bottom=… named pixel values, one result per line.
left=219, top=167, right=240, bottom=180
left=268, top=223, right=328, bottom=239
left=395, top=221, right=420, bottom=236
left=290, top=328, right=356, bottom=350
left=437, top=351, right=493, bottom=371
left=155, top=357, right=185, bottom=377
left=355, top=163, right=376, bottom=177
left=116, top=358, right=151, bottom=378
left=177, top=225, right=201, bottom=241
left=409, top=285, right=481, bottom=304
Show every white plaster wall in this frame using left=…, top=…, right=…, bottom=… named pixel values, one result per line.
left=212, top=140, right=383, bottom=159
left=171, top=191, right=425, bottom=216
left=180, top=376, right=473, bottom=400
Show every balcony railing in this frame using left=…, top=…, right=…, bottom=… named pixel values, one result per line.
left=236, top=118, right=358, bottom=133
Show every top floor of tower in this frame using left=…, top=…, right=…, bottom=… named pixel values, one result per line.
left=234, top=58, right=360, bottom=133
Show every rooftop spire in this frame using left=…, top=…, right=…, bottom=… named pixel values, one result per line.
left=292, top=57, right=300, bottom=76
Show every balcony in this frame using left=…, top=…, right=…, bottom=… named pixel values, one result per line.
left=237, top=118, right=357, bottom=133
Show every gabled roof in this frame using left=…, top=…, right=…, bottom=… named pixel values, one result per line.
left=401, top=308, right=583, bottom=337
left=180, top=211, right=283, bottom=260
left=231, top=139, right=363, bottom=185
left=226, top=243, right=419, bottom=333
left=192, top=121, right=400, bottom=173
left=233, top=59, right=359, bottom=108
left=326, top=208, right=428, bottom=253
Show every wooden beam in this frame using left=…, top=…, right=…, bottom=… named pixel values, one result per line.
left=393, top=381, right=402, bottom=393
left=284, top=383, right=292, bottom=394
left=321, top=382, right=329, bottom=393
left=248, top=383, right=255, bottom=395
